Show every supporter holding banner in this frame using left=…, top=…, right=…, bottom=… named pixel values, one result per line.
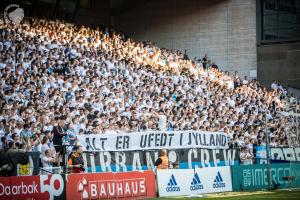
left=77, top=130, right=228, bottom=152
left=82, top=148, right=239, bottom=172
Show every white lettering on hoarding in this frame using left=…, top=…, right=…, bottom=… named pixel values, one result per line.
left=40, top=174, right=64, bottom=200
left=0, top=181, right=38, bottom=196
left=77, top=178, right=146, bottom=199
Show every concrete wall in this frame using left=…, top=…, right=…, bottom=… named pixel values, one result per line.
left=74, top=0, right=110, bottom=27
left=112, top=0, right=257, bottom=78
left=257, top=43, right=300, bottom=89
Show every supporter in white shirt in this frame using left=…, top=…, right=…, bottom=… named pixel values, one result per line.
left=240, top=147, right=253, bottom=165
left=41, top=136, right=51, bottom=157
left=271, top=81, right=278, bottom=90
left=41, top=149, right=58, bottom=169
left=270, top=137, right=278, bottom=147
left=157, top=110, right=167, bottom=131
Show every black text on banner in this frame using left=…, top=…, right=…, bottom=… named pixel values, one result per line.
left=78, top=130, right=228, bottom=151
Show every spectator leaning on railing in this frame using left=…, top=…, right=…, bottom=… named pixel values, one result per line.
left=41, top=149, right=59, bottom=168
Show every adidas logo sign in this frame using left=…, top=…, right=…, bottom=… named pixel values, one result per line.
left=213, top=171, right=226, bottom=188
left=190, top=173, right=204, bottom=191
left=166, top=174, right=180, bottom=192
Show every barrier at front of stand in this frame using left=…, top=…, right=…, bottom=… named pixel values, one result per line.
left=0, top=170, right=157, bottom=200
left=231, top=163, right=300, bottom=191
left=156, top=166, right=233, bottom=197
left=65, top=170, right=156, bottom=199
left=0, top=174, right=66, bottom=200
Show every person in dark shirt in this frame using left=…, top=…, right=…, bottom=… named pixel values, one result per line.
left=211, top=62, right=218, bottom=69
left=1, top=137, right=9, bottom=150
left=202, top=54, right=208, bottom=62
left=52, top=117, right=67, bottom=155
left=202, top=54, right=208, bottom=69
left=183, top=50, right=189, bottom=60
left=68, top=145, right=85, bottom=173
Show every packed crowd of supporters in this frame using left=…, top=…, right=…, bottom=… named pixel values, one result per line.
left=0, top=18, right=299, bottom=167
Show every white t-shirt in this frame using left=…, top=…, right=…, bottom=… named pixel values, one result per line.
left=42, top=156, right=53, bottom=168
left=271, top=83, right=278, bottom=90
left=158, top=114, right=167, bottom=131
left=41, top=144, right=50, bottom=157
left=240, top=151, right=253, bottom=165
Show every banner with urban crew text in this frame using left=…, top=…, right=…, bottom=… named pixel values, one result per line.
left=82, top=148, right=239, bottom=172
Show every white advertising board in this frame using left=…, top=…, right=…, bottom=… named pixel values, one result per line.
left=156, top=166, right=232, bottom=197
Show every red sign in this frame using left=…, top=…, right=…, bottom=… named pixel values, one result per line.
left=0, top=177, right=11, bottom=200
left=66, top=170, right=156, bottom=200
left=0, top=175, right=65, bottom=200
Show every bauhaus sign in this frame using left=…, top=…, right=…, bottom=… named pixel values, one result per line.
left=65, top=170, right=156, bottom=199
left=78, top=178, right=146, bottom=198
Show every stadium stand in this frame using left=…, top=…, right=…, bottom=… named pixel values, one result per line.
left=0, top=18, right=299, bottom=170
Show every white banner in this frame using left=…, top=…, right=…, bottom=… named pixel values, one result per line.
left=156, top=167, right=232, bottom=197
left=77, top=130, right=228, bottom=151
left=255, top=147, right=300, bottom=164
left=271, top=147, right=300, bottom=161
